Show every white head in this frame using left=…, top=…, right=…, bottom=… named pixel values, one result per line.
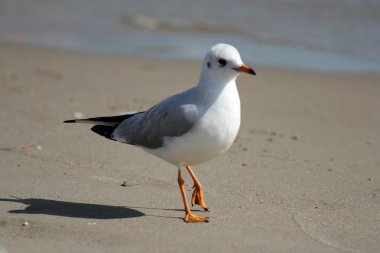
left=199, top=43, right=256, bottom=84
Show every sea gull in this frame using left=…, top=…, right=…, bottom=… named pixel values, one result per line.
left=64, top=43, right=256, bottom=222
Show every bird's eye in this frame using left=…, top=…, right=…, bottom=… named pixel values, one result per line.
left=218, top=58, right=227, bottom=67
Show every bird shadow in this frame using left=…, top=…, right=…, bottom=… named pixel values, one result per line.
left=0, top=196, right=145, bottom=219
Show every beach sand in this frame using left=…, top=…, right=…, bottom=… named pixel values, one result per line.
left=0, top=43, right=379, bottom=253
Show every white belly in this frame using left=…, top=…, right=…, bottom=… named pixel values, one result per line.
left=147, top=83, right=241, bottom=165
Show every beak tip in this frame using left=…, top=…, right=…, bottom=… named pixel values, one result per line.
left=235, top=64, right=256, bottom=76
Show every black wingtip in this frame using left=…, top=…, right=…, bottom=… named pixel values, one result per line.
left=63, top=119, right=76, bottom=123
left=91, top=125, right=117, bottom=140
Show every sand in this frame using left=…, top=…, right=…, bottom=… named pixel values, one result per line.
left=0, top=43, right=379, bottom=253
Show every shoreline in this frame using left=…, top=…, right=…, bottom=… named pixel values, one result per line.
left=2, top=41, right=380, bottom=78
left=1, top=38, right=379, bottom=75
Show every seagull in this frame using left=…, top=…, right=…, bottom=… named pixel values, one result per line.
left=64, top=43, right=256, bottom=222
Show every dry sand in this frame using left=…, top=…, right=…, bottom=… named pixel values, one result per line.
left=0, top=43, right=379, bottom=253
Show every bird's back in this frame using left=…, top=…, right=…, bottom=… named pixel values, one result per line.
left=111, top=87, right=199, bottom=149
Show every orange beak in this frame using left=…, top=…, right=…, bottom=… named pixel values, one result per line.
left=234, top=64, right=256, bottom=75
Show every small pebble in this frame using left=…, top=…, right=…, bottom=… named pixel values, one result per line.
left=22, top=221, right=29, bottom=227
left=21, top=144, right=35, bottom=149
left=36, top=145, right=42, bottom=150
left=74, top=112, right=84, bottom=119
left=121, top=181, right=130, bottom=187
left=241, top=163, right=247, bottom=166
left=291, top=135, right=298, bottom=140
left=0, top=147, right=13, bottom=151
left=368, top=178, right=372, bottom=181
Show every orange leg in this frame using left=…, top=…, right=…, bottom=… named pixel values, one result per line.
left=185, top=165, right=209, bottom=211
left=177, top=168, right=208, bottom=223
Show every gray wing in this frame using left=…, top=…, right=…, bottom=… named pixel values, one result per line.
left=112, top=92, right=200, bottom=149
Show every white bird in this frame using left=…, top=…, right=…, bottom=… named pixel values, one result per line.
left=64, top=43, right=256, bottom=222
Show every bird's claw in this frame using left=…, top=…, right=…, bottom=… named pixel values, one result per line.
left=184, top=212, right=209, bottom=223
left=191, top=184, right=209, bottom=211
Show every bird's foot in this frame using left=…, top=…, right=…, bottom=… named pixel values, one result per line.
left=184, top=212, right=209, bottom=223
left=191, top=184, right=209, bottom=211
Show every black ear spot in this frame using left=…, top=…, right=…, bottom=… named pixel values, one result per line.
left=218, top=58, right=227, bottom=67
left=207, top=62, right=211, bottom=68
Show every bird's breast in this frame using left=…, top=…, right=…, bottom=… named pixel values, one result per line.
left=153, top=83, right=241, bottom=165
left=195, top=83, right=241, bottom=153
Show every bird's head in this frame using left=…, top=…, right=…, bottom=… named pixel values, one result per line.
left=200, top=43, right=256, bottom=83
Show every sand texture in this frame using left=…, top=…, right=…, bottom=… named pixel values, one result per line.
left=0, top=43, right=379, bottom=253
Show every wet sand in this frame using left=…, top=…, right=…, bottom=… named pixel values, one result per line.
left=0, top=43, right=379, bottom=253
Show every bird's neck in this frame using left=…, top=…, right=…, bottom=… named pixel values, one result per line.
left=196, top=75, right=237, bottom=107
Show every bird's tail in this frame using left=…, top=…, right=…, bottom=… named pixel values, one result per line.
left=64, top=114, right=136, bottom=126
left=64, top=112, right=143, bottom=140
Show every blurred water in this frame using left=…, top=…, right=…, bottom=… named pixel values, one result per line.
left=0, top=0, right=379, bottom=73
